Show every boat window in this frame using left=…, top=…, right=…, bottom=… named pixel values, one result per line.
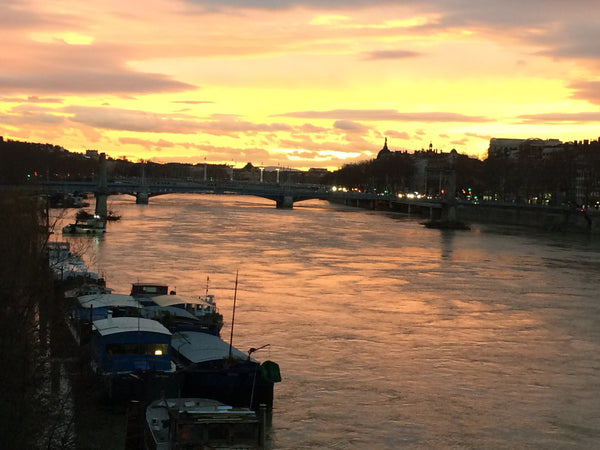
left=106, top=343, right=168, bottom=355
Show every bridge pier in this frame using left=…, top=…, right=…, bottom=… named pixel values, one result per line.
left=276, top=195, right=294, bottom=209
left=95, top=153, right=108, bottom=218
left=442, top=203, right=457, bottom=222
left=136, top=192, right=149, bottom=204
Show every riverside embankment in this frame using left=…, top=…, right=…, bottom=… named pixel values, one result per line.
left=337, top=197, right=600, bottom=234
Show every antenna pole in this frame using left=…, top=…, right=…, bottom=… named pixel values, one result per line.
left=228, top=270, right=239, bottom=361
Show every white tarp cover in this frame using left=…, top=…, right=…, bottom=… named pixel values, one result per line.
left=93, top=317, right=171, bottom=336
left=78, top=293, right=141, bottom=309
left=151, top=294, right=212, bottom=308
left=171, top=331, right=251, bottom=363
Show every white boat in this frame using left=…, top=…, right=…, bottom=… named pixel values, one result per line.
left=132, top=282, right=224, bottom=335
left=143, top=397, right=264, bottom=450
left=47, top=241, right=99, bottom=281
left=62, top=215, right=106, bottom=235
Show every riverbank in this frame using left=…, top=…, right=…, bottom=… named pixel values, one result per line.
left=334, top=197, right=600, bottom=234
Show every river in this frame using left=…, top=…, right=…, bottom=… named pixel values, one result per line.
left=53, top=193, right=600, bottom=449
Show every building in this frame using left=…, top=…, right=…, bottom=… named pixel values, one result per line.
left=488, top=138, right=562, bottom=159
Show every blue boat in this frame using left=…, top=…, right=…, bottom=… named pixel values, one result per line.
left=68, top=293, right=142, bottom=345
left=89, top=316, right=177, bottom=401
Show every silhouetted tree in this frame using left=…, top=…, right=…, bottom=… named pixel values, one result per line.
left=0, top=191, right=74, bottom=449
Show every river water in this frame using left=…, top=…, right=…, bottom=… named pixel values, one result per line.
left=53, top=194, right=600, bottom=449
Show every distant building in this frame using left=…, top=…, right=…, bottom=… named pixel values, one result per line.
left=376, top=137, right=391, bottom=159
left=488, top=138, right=562, bottom=159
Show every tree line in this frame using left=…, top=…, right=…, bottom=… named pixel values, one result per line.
left=2, top=137, right=600, bottom=206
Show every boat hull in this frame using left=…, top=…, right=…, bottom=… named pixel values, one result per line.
left=177, top=359, right=277, bottom=411
left=62, top=224, right=105, bottom=235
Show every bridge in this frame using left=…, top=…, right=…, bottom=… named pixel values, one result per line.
left=7, top=177, right=597, bottom=231
left=28, top=178, right=439, bottom=209
left=5, top=152, right=595, bottom=231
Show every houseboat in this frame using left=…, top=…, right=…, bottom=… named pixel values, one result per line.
left=62, top=214, right=106, bottom=235
left=172, top=331, right=281, bottom=411
left=47, top=241, right=100, bottom=282
left=143, top=398, right=264, bottom=450
left=90, top=316, right=177, bottom=401
left=142, top=293, right=223, bottom=335
left=132, top=282, right=223, bottom=335
left=68, top=293, right=141, bottom=345
left=131, top=282, right=170, bottom=302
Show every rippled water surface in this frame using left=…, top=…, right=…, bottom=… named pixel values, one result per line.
left=54, top=194, right=600, bottom=449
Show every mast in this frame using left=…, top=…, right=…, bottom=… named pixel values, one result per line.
left=228, top=270, right=239, bottom=361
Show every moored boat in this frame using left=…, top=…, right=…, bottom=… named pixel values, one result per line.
left=62, top=214, right=106, bottom=235
left=132, top=282, right=224, bottom=335
left=143, top=293, right=223, bottom=335
left=68, top=292, right=141, bottom=345
left=48, top=241, right=100, bottom=281
left=143, top=397, right=264, bottom=450
left=90, top=316, right=178, bottom=401
left=131, top=282, right=170, bottom=301
left=172, top=331, right=281, bottom=411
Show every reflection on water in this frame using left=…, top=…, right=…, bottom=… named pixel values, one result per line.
left=439, top=229, right=456, bottom=259
left=52, top=194, right=600, bottom=449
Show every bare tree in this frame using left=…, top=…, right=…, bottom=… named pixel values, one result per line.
left=0, top=191, right=75, bottom=450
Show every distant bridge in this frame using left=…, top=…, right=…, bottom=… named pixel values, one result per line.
left=26, top=179, right=442, bottom=210
left=5, top=178, right=596, bottom=231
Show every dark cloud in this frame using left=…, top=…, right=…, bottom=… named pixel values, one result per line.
left=0, top=72, right=195, bottom=95
left=64, top=106, right=200, bottom=133
left=385, top=130, right=411, bottom=140
left=0, top=2, right=69, bottom=28
left=197, top=118, right=293, bottom=136
left=334, top=120, right=370, bottom=133
left=517, top=111, right=600, bottom=124
left=0, top=107, right=65, bottom=126
left=299, top=123, right=328, bottom=133
left=186, top=0, right=600, bottom=68
left=277, top=109, right=489, bottom=123
left=61, top=105, right=296, bottom=136
left=0, top=95, right=63, bottom=104
left=569, top=81, right=600, bottom=105
left=362, top=50, right=421, bottom=60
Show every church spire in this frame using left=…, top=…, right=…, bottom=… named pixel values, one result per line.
left=377, top=137, right=391, bottom=159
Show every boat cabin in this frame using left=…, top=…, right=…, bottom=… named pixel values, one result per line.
left=74, top=293, right=141, bottom=322
left=90, top=317, right=173, bottom=375
left=144, top=398, right=261, bottom=450
left=69, top=293, right=141, bottom=345
left=150, top=294, right=218, bottom=316
left=131, top=283, right=170, bottom=305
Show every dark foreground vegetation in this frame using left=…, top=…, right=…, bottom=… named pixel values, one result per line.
left=0, top=191, right=68, bottom=449
left=0, top=191, right=128, bottom=450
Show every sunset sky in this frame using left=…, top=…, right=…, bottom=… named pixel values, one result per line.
left=1, top=0, right=600, bottom=170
